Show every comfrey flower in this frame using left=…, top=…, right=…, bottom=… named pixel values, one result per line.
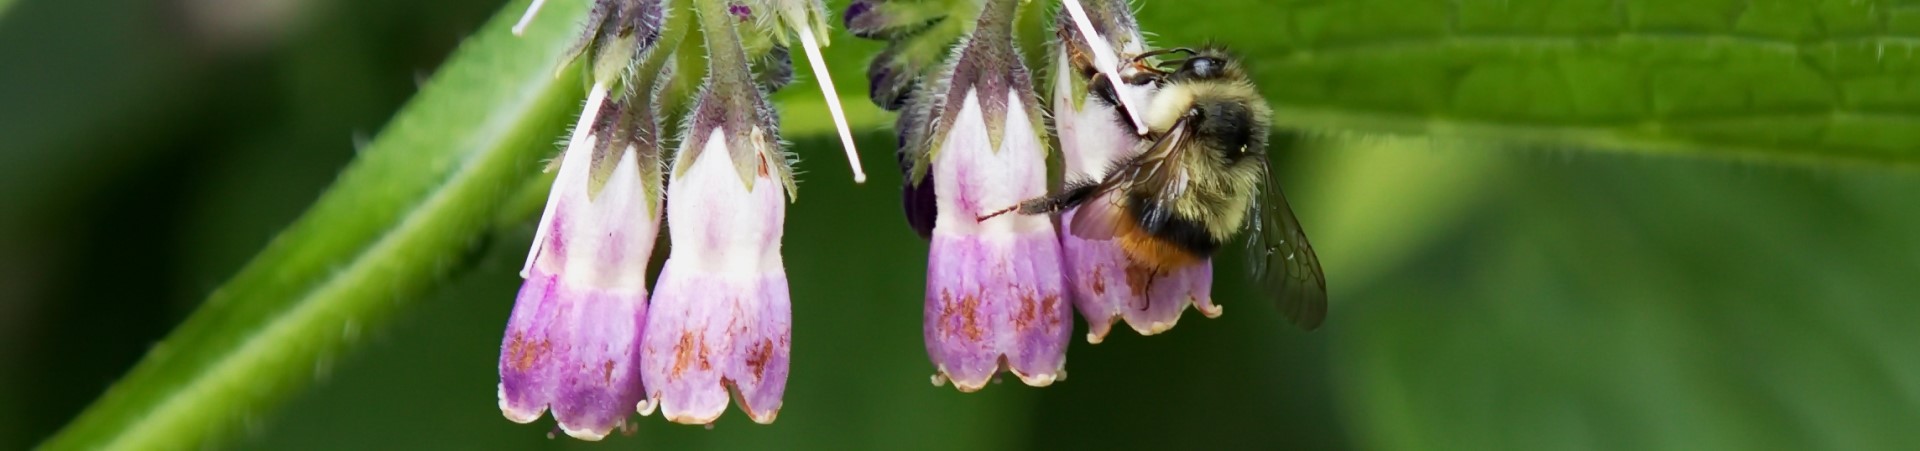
left=891, top=0, right=1071, bottom=392
left=499, top=0, right=668, bottom=440
left=1051, top=0, right=1216, bottom=342
left=637, top=0, right=794, bottom=425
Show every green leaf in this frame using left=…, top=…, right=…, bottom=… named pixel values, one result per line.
left=1138, top=0, right=1920, bottom=167
left=36, top=1, right=590, bottom=449
left=1332, top=156, right=1920, bottom=450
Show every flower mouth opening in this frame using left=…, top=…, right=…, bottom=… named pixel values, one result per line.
left=645, top=376, right=783, bottom=426
left=930, top=354, right=1068, bottom=393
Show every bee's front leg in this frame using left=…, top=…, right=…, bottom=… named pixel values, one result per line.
left=977, top=181, right=1105, bottom=222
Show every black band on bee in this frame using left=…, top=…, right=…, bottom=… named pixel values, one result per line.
left=1127, top=192, right=1222, bottom=258
left=1193, top=99, right=1257, bottom=158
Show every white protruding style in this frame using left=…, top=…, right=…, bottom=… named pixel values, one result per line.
left=512, top=0, right=549, bottom=36
left=1060, top=0, right=1149, bottom=135
left=795, top=21, right=869, bottom=184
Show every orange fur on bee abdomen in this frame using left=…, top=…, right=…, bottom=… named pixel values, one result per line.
left=1112, top=214, right=1204, bottom=272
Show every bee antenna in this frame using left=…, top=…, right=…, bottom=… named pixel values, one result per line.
left=1133, top=47, right=1195, bottom=62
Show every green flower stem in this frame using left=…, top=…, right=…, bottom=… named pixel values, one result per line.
left=38, top=1, right=590, bottom=449
left=693, top=0, right=758, bottom=117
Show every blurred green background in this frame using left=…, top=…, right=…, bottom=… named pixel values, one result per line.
left=4, top=0, right=1918, bottom=450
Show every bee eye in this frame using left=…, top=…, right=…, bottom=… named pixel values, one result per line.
left=1184, top=57, right=1223, bottom=79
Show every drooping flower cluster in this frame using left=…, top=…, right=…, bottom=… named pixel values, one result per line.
left=502, top=0, right=1251, bottom=431
left=852, top=0, right=1228, bottom=390
left=499, top=0, right=859, bottom=439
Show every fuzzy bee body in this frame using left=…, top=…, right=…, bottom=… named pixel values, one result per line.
left=1121, top=73, right=1269, bottom=266
left=998, top=46, right=1328, bottom=330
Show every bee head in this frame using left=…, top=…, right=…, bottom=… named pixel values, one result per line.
left=1168, top=46, right=1243, bottom=83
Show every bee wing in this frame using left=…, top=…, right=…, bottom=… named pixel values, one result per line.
left=1120, top=118, right=1195, bottom=234
left=1067, top=118, right=1193, bottom=240
left=1067, top=189, right=1126, bottom=240
left=1247, top=160, right=1328, bottom=330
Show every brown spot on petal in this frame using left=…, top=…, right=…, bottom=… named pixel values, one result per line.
left=672, top=331, right=696, bottom=379
left=958, top=293, right=983, bottom=341
left=745, top=338, right=774, bottom=380
left=1090, top=266, right=1108, bottom=296
left=603, top=360, right=616, bottom=385
left=505, top=332, right=528, bottom=370
left=1043, top=295, right=1062, bottom=327
left=938, top=289, right=955, bottom=337
left=506, top=332, right=549, bottom=372
left=1016, top=292, right=1037, bottom=329
left=698, top=333, right=713, bottom=371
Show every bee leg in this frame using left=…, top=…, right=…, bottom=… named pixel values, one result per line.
left=976, top=204, right=1019, bottom=222
left=975, top=196, right=1066, bottom=222
left=978, top=182, right=1105, bottom=222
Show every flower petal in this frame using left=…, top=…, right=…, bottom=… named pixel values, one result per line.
left=548, top=281, right=648, bottom=440
left=499, top=271, right=560, bottom=423
left=1060, top=212, right=1217, bottom=342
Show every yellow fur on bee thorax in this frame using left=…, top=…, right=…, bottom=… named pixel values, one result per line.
left=1145, top=84, right=1196, bottom=133
left=1167, top=140, right=1263, bottom=244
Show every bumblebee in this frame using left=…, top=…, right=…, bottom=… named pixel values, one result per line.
left=984, top=46, right=1327, bottom=330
